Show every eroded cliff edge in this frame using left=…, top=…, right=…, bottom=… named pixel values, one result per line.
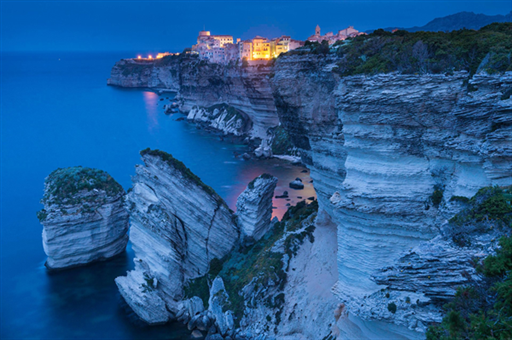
left=108, top=56, right=279, bottom=148
left=271, top=52, right=512, bottom=336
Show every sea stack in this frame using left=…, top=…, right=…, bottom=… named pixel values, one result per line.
left=236, top=173, right=278, bottom=244
left=38, top=166, right=128, bottom=270
left=116, top=149, right=239, bottom=324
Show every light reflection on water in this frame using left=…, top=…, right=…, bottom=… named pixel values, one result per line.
left=143, top=91, right=159, bottom=132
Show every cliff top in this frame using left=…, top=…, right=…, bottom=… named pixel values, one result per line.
left=140, top=148, right=228, bottom=208
left=42, top=166, right=124, bottom=204
left=287, top=22, right=512, bottom=76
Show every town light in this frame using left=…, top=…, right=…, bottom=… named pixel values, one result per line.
left=148, top=55, right=153, bottom=59
left=137, top=55, right=142, bottom=59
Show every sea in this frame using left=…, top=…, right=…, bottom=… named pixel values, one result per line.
left=0, top=51, right=315, bottom=339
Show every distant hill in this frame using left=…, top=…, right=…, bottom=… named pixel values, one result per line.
left=368, top=11, right=512, bottom=33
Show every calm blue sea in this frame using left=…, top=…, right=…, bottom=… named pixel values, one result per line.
left=0, top=52, right=314, bottom=339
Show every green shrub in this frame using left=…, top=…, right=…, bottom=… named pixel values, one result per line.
left=450, top=195, right=470, bottom=203
left=42, top=166, right=124, bottom=204
left=36, top=209, right=48, bottom=222
left=431, top=189, right=444, bottom=207
left=387, top=302, right=397, bottom=313
left=427, top=235, right=512, bottom=339
left=449, top=186, right=512, bottom=227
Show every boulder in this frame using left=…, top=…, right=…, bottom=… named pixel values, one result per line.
left=289, top=180, right=304, bottom=190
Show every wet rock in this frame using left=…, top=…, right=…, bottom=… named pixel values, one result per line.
left=289, top=180, right=304, bottom=190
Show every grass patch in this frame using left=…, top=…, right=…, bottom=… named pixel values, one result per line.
left=41, top=166, right=124, bottom=207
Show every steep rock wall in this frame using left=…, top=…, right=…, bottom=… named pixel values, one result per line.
left=108, top=56, right=278, bottom=141
left=236, top=174, right=278, bottom=244
left=272, top=52, right=512, bottom=337
left=116, top=149, right=239, bottom=324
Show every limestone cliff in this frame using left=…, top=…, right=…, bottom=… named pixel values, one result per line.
left=271, top=51, right=512, bottom=337
left=187, top=104, right=253, bottom=137
left=107, top=31, right=512, bottom=338
left=236, top=173, right=278, bottom=244
left=38, top=166, right=128, bottom=270
left=108, top=56, right=278, bottom=143
left=116, top=149, right=239, bottom=324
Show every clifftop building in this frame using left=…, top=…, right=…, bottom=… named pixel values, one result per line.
left=307, top=25, right=365, bottom=44
left=192, top=29, right=304, bottom=64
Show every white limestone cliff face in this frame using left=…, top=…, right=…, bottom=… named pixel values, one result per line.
left=176, top=60, right=278, bottom=141
left=187, top=105, right=252, bottom=137
left=272, top=52, right=512, bottom=337
left=116, top=149, right=239, bottom=324
left=39, top=167, right=128, bottom=270
left=236, top=174, right=278, bottom=244
left=108, top=56, right=280, bottom=149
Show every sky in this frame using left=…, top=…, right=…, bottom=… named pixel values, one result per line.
left=1, top=0, right=511, bottom=52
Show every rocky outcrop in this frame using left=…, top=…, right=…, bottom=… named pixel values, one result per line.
left=236, top=174, right=278, bottom=244
left=176, top=60, right=278, bottom=141
left=272, top=51, right=512, bottom=337
left=116, top=149, right=239, bottom=324
left=187, top=104, right=252, bottom=137
left=38, top=166, right=128, bottom=270
left=107, top=57, right=180, bottom=91
left=108, top=56, right=278, bottom=143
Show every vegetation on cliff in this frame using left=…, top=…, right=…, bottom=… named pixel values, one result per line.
left=426, top=186, right=512, bottom=340
left=41, top=166, right=123, bottom=205
left=334, top=23, right=512, bottom=76
left=268, top=125, right=297, bottom=156
left=288, top=23, right=512, bottom=76
left=184, top=200, right=318, bottom=328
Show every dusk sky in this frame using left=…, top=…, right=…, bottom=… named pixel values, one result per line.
left=2, top=0, right=511, bottom=53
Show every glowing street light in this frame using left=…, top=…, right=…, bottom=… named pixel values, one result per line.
left=137, top=55, right=142, bottom=59
left=148, top=55, right=153, bottom=59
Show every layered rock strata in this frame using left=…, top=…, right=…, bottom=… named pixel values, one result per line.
left=38, top=166, right=128, bottom=270
left=108, top=56, right=278, bottom=142
left=272, top=52, right=512, bottom=337
left=187, top=104, right=252, bottom=137
left=236, top=174, right=278, bottom=244
left=116, top=149, right=239, bottom=324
